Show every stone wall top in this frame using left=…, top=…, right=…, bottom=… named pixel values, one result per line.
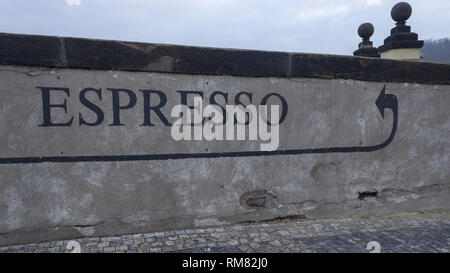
left=1, top=32, right=449, bottom=84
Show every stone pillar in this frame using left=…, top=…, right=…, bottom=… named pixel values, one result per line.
left=379, top=2, right=423, bottom=60
left=353, top=23, right=380, bottom=58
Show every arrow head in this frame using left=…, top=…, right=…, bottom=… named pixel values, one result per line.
left=376, top=85, right=386, bottom=119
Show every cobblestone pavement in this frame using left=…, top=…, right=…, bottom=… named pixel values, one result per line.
left=1, top=210, right=450, bottom=253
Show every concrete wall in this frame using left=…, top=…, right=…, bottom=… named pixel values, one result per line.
left=0, top=33, right=449, bottom=245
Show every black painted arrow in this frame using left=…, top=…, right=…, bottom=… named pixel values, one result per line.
left=0, top=86, right=398, bottom=164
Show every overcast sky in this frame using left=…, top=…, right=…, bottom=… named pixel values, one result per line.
left=0, top=0, right=448, bottom=55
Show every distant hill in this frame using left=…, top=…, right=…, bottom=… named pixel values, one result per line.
left=421, top=38, right=450, bottom=63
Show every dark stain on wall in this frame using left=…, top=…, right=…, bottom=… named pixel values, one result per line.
left=1, top=33, right=449, bottom=84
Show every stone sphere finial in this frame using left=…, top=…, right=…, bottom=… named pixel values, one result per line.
left=354, top=22, right=379, bottom=58
left=391, top=2, right=412, bottom=24
left=358, top=23, right=375, bottom=40
left=379, top=1, right=423, bottom=59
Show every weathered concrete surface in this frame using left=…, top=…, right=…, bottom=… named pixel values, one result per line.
left=0, top=64, right=449, bottom=246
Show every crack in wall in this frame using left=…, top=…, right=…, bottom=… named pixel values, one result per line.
left=0, top=68, right=48, bottom=77
left=59, top=38, right=68, bottom=66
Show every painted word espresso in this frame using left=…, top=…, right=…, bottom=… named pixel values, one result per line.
left=36, top=87, right=288, bottom=128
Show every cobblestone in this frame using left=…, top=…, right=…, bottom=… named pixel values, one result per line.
left=1, top=210, right=450, bottom=253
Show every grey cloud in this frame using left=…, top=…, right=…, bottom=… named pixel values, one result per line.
left=0, top=0, right=448, bottom=55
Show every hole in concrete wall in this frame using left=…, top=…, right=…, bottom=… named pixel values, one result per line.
left=239, top=190, right=277, bottom=209
left=358, top=190, right=378, bottom=200
left=246, top=197, right=266, bottom=207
